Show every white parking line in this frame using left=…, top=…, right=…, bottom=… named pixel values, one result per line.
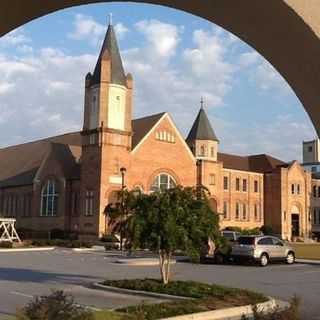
left=10, top=291, right=33, bottom=298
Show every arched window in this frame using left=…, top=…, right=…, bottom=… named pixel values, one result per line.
left=150, top=173, right=176, bottom=192
left=200, top=145, right=205, bottom=157
left=40, top=180, right=59, bottom=216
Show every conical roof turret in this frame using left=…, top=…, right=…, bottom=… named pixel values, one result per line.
left=186, top=103, right=219, bottom=142
left=91, top=21, right=126, bottom=86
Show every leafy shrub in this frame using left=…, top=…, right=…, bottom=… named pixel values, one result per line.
left=31, top=239, right=92, bottom=248
left=16, top=290, right=94, bottom=320
left=224, top=227, right=262, bottom=236
left=100, top=234, right=119, bottom=243
left=103, top=279, right=266, bottom=302
left=0, top=241, right=13, bottom=248
left=260, top=225, right=274, bottom=236
left=50, top=228, right=66, bottom=240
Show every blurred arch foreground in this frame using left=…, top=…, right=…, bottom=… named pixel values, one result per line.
left=1, top=0, right=320, bottom=135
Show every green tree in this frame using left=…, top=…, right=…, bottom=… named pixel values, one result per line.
left=108, top=186, right=220, bottom=284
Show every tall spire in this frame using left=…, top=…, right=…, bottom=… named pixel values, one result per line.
left=91, top=17, right=126, bottom=86
left=186, top=101, right=219, bottom=142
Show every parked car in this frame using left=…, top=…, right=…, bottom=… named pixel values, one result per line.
left=200, top=231, right=241, bottom=264
left=231, top=235, right=295, bottom=266
left=221, top=230, right=241, bottom=243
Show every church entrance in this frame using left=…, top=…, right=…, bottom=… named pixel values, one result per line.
left=291, top=214, right=300, bottom=238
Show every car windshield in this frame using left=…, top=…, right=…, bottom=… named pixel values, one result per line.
left=238, top=237, right=255, bottom=245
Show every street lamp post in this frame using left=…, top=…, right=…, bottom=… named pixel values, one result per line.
left=120, top=167, right=126, bottom=252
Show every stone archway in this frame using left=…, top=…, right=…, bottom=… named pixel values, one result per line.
left=1, top=1, right=320, bottom=134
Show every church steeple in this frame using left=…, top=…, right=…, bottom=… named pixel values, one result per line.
left=187, top=99, right=219, bottom=161
left=82, top=15, right=133, bottom=134
left=186, top=101, right=219, bottom=143
left=91, top=21, right=126, bottom=87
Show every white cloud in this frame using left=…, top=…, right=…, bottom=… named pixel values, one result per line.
left=253, top=61, right=290, bottom=92
left=219, top=113, right=316, bottom=162
left=68, top=14, right=105, bottom=45
left=238, top=51, right=259, bottom=68
left=0, top=82, right=15, bottom=95
left=114, top=23, right=129, bottom=39
left=0, top=28, right=31, bottom=47
left=0, top=17, right=314, bottom=163
left=68, top=14, right=129, bottom=46
left=135, top=20, right=181, bottom=61
left=0, top=49, right=96, bottom=146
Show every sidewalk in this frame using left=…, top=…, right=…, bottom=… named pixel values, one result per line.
left=296, top=258, right=320, bottom=265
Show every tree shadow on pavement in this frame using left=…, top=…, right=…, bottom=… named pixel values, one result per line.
left=0, top=267, right=97, bottom=286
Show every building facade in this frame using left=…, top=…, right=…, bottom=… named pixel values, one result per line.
left=302, top=138, right=320, bottom=237
left=0, top=22, right=315, bottom=241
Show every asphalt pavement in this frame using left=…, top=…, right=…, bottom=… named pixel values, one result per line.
left=0, top=249, right=319, bottom=319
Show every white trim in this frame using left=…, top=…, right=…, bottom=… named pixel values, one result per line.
left=166, top=114, right=196, bottom=163
left=131, top=113, right=167, bottom=154
left=33, top=147, right=52, bottom=184
left=223, top=168, right=264, bottom=176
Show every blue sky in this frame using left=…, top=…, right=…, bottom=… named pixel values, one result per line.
left=0, top=2, right=316, bottom=161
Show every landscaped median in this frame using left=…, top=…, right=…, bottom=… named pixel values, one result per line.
left=93, top=279, right=286, bottom=320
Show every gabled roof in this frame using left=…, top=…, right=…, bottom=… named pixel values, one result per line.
left=131, top=112, right=166, bottom=149
left=186, top=107, right=219, bottom=142
left=218, top=152, right=285, bottom=173
left=0, top=132, right=81, bottom=188
left=0, top=113, right=166, bottom=188
left=91, top=23, right=126, bottom=86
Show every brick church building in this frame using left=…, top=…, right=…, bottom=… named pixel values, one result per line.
left=0, top=22, right=316, bottom=241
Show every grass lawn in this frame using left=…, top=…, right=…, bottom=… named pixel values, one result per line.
left=103, top=279, right=267, bottom=320
left=291, top=243, right=320, bottom=260
left=94, top=310, right=134, bottom=320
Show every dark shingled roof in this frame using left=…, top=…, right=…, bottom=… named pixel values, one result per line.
left=186, top=107, right=219, bottom=142
left=91, top=24, right=126, bottom=86
left=0, top=113, right=165, bottom=188
left=218, top=152, right=285, bottom=173
left=131, top=112, right=165, bottom=149
left=0, top=132, right=81, bottom=188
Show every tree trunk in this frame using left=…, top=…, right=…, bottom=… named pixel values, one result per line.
left=159, top=250, right=171, bottom=284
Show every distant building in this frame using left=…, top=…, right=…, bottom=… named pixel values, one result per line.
left=302, top=138, right=320, bottom=238
left=0, top=21, right=315, bottom=241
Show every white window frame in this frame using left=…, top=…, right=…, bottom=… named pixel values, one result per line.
left=40, top=180, right=59, bottom=217
left=150, top=173, right=176, bottom=192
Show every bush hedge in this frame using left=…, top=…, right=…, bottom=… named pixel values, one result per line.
left=104, top=279, right=266, bottom=301
left=31, top=239, right=93, bottom=248
left=0, top=241, right=13, bottom=248
left=16, top=290, right=93, bottom=320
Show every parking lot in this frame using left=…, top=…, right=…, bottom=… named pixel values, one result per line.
left=0, top=248, right=319, bottom=319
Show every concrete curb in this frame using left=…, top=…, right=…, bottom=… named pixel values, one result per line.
left=92, top=284, right=288, bottom=320
left=0, top=246, right=55, bottom=253
left=73, top=248, right=99, bottom=252
left=92, top=283, right=192, bottom=301
left=115, top=258, right=176, bottom=266
left=296, top=259, right=320, bottom=265
left=159, top=298, right=288, bottom=320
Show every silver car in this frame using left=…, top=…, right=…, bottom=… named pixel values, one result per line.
left=231, top=235, right=295, bottom=266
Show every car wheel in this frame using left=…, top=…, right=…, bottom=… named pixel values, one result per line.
left=215, top=253, right=224, bottom=265
left=260, top=253, right=269, bottom=267
left=286, top=252, right=295, bottom=264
